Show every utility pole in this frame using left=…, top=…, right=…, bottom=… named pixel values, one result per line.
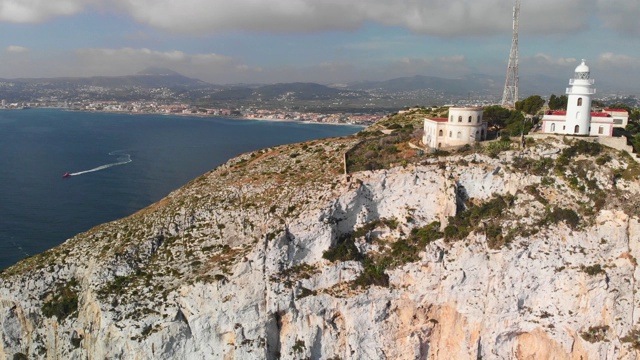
left=501, top=0, right=520, bottom=108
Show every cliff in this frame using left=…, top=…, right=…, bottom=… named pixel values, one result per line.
left=2, top=133, right=640, bottom=359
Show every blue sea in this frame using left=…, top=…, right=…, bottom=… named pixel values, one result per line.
left=0, top=108, right=361, bottom=269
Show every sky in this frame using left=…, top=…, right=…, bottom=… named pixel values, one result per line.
left=0, top=0, right=639, bottom=92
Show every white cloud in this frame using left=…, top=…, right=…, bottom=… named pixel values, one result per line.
left=0, top=0, right=92, bottom=22
left=1, top=0, right=639, bottom=38
left=597, top=52, right=640, bottom=68
left=6, top=45, right=29, bottom=53
left=532, top=53, right=577, bottom=67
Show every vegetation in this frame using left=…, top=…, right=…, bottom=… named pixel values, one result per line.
left=485, top=138, right=512, bottom=158
left=580, top=325, right=609, bottom=343
left=41, top=278, right=79, bottom=321
left=581, top=264, right=605, bottom=276
left=483, top=105, right=531, bottom=136
left=541, top=208, right=580, bottom=230
left=444, top=194, right=515, bottom=247
left=621, top=329, right=640, bottom=349
left=512, top=156, right=554, bottom=176
left=547, top=94, right=568, bottom=110
left=515, top=95, right=545, bottom=115
left=346, top=126, right=421, bottom=173
left=323, top=220, right=443, bottom=288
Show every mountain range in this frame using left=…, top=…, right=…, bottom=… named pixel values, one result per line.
left=0, top=67, right=631, bottom=105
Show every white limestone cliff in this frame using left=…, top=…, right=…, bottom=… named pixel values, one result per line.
left=1, top=136, right=640, bottom=359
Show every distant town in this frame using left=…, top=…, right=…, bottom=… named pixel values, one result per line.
left=0, top=99, right=384, bottom=126
left=1, top=67, right=639, bottom=126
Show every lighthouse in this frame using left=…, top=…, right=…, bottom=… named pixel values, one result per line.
left=565, top=59, right=595, bottom=135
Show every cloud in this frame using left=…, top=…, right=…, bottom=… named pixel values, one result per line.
left=596, top=0, right=640, bottom=35
left=6, top=45, right=29, bottom=53
left=532, top=53, right=577, bottom=67
left=597, top=52, right=640, bottom=68
left=2, top=0, right=639, bottom=38
left=111, top=0, right=535, bottom=36
left=0, top=0, right=91, bottom=22
left=72, top=47, right=263, bottom=83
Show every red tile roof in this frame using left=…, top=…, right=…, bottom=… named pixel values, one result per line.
left=604, top=108, right=628, bottom=113
left=429, top=117, right=448, bottom=123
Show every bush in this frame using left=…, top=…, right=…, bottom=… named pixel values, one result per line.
left=41, top=278, right=79, bottom=321
left=550, top=208, right=580, bottom=229
left=582, top=264, right=605, bottom=276
left=581, top=325, right=609, bottom=343
left=485, top=140, right=511, bottom=158
left=445, top=194, right=514, bottom=243
left=353, top=256, right=389, bottom=288
left=322, top=233, right=362, bottom=262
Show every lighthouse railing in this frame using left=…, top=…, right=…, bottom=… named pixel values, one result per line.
left=569, top=79, right=595, bottom=85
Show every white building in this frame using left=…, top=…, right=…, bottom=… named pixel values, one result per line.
left=541, top=59, right=624, bottom=136
left=423, top=107, right=487, bottom=149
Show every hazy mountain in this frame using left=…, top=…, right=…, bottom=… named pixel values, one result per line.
left=6, top=69, right=213, bottom=89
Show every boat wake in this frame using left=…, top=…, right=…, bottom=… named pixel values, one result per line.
left=68, top=151, right=132, bottom=176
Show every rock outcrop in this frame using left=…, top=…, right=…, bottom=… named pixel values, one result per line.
left=2, top=135, right=640, bottom=359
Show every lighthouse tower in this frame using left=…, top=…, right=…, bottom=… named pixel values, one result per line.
left=565, top=59, right=595, bottom=135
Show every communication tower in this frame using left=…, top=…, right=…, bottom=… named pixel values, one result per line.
left=501, top=0, right=520, bottom=107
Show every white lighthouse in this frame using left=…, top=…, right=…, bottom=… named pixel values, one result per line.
left=565, top=59, right=595, bottom=135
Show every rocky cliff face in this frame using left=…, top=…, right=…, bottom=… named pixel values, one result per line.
left=2, top=135, right=640, bottom=359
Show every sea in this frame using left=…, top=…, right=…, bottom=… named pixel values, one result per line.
left=0, top=108, right=362, bottom=269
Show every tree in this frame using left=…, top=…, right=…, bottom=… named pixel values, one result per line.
left=548, top=94, right=568, bottom=110
left=606, top=102, right=632, bottom=113
left=483, top=105, right=512, bottom=129
left=515, top=95, right=545, bottom=115
left=503, top=111, right=532, bottom=136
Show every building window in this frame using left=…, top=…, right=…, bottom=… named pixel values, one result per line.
left=456, top=131, right=462, bottom=139
left=598, top=126, right=604, bottom=134
left=574, top=125, right=580, bottom=133
left=475, top=130, right=479, bottom=139
left=439, top=129, right=443, bottom=136
left=449, top=131, right=452, bottom=138
left=438, top=143, right=441, bottom=148
left=478, top=115, right=482, bottom=123
left=563, top=126, right=566, bottom=130
left=551, top=123, right=555, bottom=132
left=577, top=97, right=582, bottom=106
left=450, top=115, right=453, bottom=122
left=458, top=116, right=462, bottom=122
left=468, top=116, right=472, bottom=123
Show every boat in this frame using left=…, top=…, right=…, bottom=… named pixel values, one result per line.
left=63, top=172, right=71, bottom=178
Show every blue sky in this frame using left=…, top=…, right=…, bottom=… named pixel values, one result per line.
left=1, top=0, right=639, bottom=92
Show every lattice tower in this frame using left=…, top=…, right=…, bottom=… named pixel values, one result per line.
left=501, top=0, right=520, bottom=107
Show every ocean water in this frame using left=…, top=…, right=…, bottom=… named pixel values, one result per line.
left=0, top=108, right=361, bottom=269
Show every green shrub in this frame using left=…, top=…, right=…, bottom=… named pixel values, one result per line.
left=595, top=154, right=612, bottom=165
left=485, top=140, right=511, bottom=158
left=353, top=256, right=389, bottom=288
left=322, top=233, right=362, bottom=262
left=547, top=208, right=580, bottom=229
left=582, top=264, right=605, bottom=276
left=621, top=329, right=640, bottom=349
left=41, top=278, right=79, bottom=321
left=580, top=325, right=609, bottom=343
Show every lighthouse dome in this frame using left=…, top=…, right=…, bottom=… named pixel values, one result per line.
left=574, top=59, right=590, bottom=79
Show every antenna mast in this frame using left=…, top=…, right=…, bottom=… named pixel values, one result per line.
left=501, top=0, right=520, bottom=107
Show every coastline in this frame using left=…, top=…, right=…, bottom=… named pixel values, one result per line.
left=63, top=108, right=370, bottom=127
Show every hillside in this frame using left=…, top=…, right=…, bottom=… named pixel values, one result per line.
left=2, top=124, right=640, bottom=358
